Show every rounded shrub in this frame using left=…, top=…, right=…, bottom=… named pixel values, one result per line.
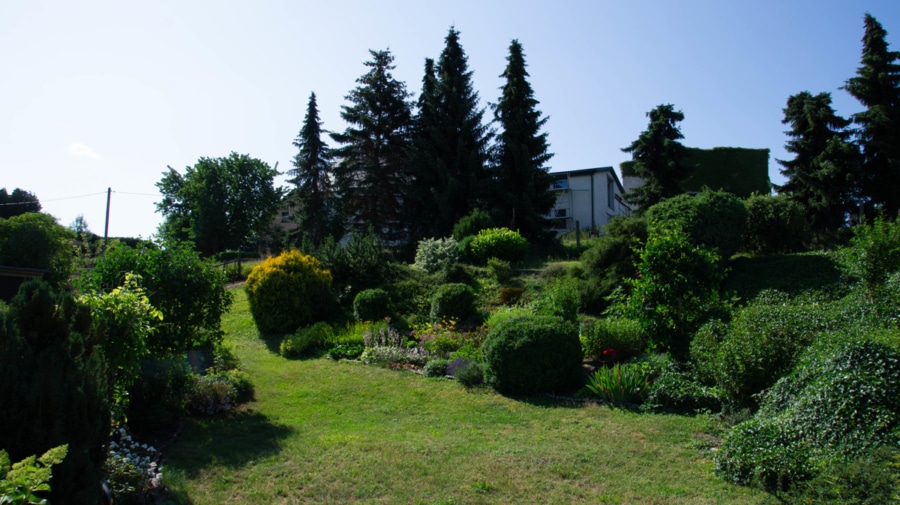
left=742, top=193, right=809, bottom=255
left=482, top=314, right=583, bottom=395
left=430, top=283, right=477, bottom=324
left=469, top=227, right=528, bottom=264
left=646, top=188, right=747, bottom=260
left=414, top=236, right=459, bottom=274
left=245, top=250, right=335, bottom=334
left=353, top=288, right=391, bottom=321
left=580, top=317, right=644, bottom=362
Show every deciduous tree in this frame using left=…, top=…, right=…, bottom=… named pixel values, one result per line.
left=0, top=188, right=41, bottom=219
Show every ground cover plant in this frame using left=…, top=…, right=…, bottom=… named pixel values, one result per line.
left=160, top=289, right=772, bottom=504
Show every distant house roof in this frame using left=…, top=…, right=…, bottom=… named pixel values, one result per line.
left=549, top=166, right=626, bottom=194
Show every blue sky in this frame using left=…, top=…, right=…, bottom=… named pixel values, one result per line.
left=2, top=0, right=898, bottom=238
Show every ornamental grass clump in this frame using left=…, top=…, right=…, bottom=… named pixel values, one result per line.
left=245, top=250, right=336, bottom=334
left=585, top=363, right=650, bottom=404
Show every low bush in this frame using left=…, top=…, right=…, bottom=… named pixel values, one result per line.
left=498, top=287, right=524, bottom=306
left=584, top=363, right=649, bottom=404
left=482, top=314, right=583, bottom=395
left=414, top=237, right=459, bottom=274
left=469, top=228, right=528, bottom=264
left=485, top=306, right=533, bottom=330
left=353, top=288, right=391, bottom=322
left=534, top=276, right=580, bottom=323
left=423, top=358, right=451, bottom=378
left=448, top=358, right=485, bottom=387
left=245, top=250, right=335, bottom=334
left=280, top=322, right=334, bottom=358
left=580, top=317, right=644, bottom=362
left=487, top=257, right=512, bottom=284
left=184, top=375, right=239, bottom=416
left=430, top=283, right=478, bottom=324
left=715, top=340, right=900, bottom=492
left=641, top=370, right=722, bottom=414
left=326, top=344, right=365, bottom=361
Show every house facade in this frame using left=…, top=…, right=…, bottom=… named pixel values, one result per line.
left=546, top=166, right=630, bottom=235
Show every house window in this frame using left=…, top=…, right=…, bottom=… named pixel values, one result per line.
left=552, top=178, right=569, bottom=190
left=281, top=212, right=290, bottom=223
left=554, top=208, right=567, bottom=218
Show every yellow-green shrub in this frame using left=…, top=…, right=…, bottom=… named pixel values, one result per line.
left=245, top=250, right=336, bottom=334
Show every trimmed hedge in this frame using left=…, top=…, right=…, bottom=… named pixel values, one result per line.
left=482, top=314, right=583, bottom=395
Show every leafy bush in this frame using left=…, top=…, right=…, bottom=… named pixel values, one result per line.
left=326, top=343, right=365, bottom=361
left=621, top=225, right=723, bottom=357
left=448, top=358, right=484, bottom=387
left=0, top=444, right=67, bottom=505
left=742, top=193, right=809, bottom=255
left=580, top=317, right=644, bottom=362
left=452, top=208, right=494, bottom=241
left=0, top=212, right=74, bottom=289
left=469, top=228, right=528, bottom=264
left=716, top=340, right=900, bottom=492
left=105, top=426, right=163, bottom=503
left=641, top=370, right=722, bottom=414
left=482, top=314, right=583, bottom=395
left=414, top=237, right=459, bottom=274
left=430, top=283, right=478, bottom=324
left=579, top=216, right=647, bottom=314
left=584, top=363, right=649, bottom=404
left=245, top=250, right=336, bottom=334
left=280, top=322, right=334, bottom=358
left=646, top=188, right=747, bottom=260
left=486, top=257, right=512, bottom=284
left=782, top=447, right=899, bottom=504
left=353, top=288, right=391, bottom=322
left=848, top=214, right=900, bottom=298
left=79, top=240, right=232, bottom=354
left=423, top=358, right=451, bottom=378
left=184, top=375, right=238, bottom=416
left=534, top=276, right=580, bottom=323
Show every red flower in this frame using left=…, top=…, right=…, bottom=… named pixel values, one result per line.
left=602, top=348, right=618, bottom=360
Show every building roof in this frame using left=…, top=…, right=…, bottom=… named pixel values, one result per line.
left=549, top=166, right=625, bottom=193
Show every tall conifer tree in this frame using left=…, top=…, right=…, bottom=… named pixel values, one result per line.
left=491, top=39, right=554, bottom=240
left=332, top=49, right=413, bottom=242
left=777, top=91, right=861, bottom=234
left=287, top=92, right=337, bottom=246
left=622, top=104, right=690, bottom=212
left=406, top=27, right=492, bottom=239
left=843, top=13, right=900, bottom=217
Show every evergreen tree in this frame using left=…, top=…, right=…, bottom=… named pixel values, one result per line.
left=622, top=104, right=690, bottom=212
left=491, top=39, right=555, bottom=241
left=331, top=49, right=414, bottom=243
left=406, top=27, right=492, bottom=239
left=287, top=92, right=338, bottom=246
left=0, top=281, right=109, bottom=504
left=843, top=13, right=900, bottom=217
left=403, top=58, right=442, bottom=244
left=777, top=91, right=861, bottom=234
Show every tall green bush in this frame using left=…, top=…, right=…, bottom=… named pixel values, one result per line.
left=246, top=250, right=336, bottom=334
left=534, top=276, right=580, bottom=323
left=0, top=281, right=109, bottom=504
left=646, top=188, right=747, bottom=260
left=78, top=240, right=232, bottom=354
left=452, top=208, right=494, bottom=241
left=413, top=237, right=459, bottom=274
left=353, top=288, right=391, bottom=322
left=849, top=214, right=900, bottom=298
left=482, top=314, right=583, bottom=395
left=578, top=216, right=647, bottom=314
left=309, top=230, right=387, bottom=302
left=0, top=212, right=74, bottom=289
left=622, top=225, right=723, bottom=357
left=580, top=317, right=644, bottom=361
left=742, top=193, right=809, bottom=255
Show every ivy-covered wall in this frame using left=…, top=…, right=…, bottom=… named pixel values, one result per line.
left=620, top=147, right=771, bottom=198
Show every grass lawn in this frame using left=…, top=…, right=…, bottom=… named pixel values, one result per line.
left=162, top=289, right=773, bottom=504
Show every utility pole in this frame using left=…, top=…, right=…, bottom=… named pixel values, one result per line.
left=103, top=187, right=111, bottom=250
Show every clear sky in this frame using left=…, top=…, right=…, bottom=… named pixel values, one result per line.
left=2, top=0, right=899, bottom=238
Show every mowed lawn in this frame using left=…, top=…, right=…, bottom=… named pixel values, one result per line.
left=162, top=289, right=772, bottom=504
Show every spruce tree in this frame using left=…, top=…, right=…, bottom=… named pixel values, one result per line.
left=843, top=13, right=900, bottom=217
left=402, top=58, right=442, bottom=243
left=406, top=27, right=492, bottom=239
left=777, top=91, right=861, bottom=234
left=491, top=39, right=555, bottom=241
left=622, top=104, right=690, bottom=212
left=287, top=92, right=337, bottom=246
left=331, top=49, right=413, bottom=243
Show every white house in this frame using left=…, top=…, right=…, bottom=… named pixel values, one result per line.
left=546, top=166, right=630, bottom=235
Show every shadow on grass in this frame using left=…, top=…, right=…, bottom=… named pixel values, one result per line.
left=724, top=253, right=845, bottom=302
left=166, top=409, right=294, bottom=478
